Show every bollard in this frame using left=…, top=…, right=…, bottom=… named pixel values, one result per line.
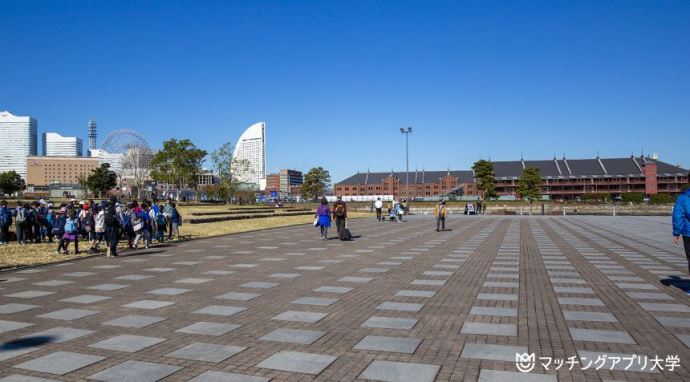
left=613, top=206, right=616, bottom=216
left=520, top=207, right=523, bottom=216
left=562, top=207, right=566, bottom=216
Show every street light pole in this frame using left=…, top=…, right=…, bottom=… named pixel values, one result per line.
left=400, top=127, right=413, bottom=202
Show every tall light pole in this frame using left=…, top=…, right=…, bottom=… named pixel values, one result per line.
left=400, top=127, right=413, bottom=202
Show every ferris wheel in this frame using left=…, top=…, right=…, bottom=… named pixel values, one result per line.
left=100, top=129, right=151, bottom=154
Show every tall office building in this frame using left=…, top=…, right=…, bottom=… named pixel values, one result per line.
left=88, top=119, right=97, bottom=152
left=232, top=122, right=266, bottom=187
left=42, top=132, right=83, bottom=157
left=0, top=111, right=38, bottom=179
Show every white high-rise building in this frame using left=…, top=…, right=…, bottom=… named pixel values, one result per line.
left=232, top=122, right=266, bottom=187
left=42, top=132, right=83, bottom=157
left=0, top=111, right=38, bottom=179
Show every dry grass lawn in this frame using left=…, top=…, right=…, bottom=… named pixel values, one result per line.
left=0, top=209, right=373, bottom=270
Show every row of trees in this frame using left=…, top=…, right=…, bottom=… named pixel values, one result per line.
left=472, top=159, right=542, bottom=204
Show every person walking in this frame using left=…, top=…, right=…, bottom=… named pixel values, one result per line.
left=0, top=201, right=11, bottom=245
left=13, top=202, right=28, bottom=245
left=45, top=204, right=56, bottom=243
left=315, top=197, right=331, bottom=240
left=89, top=205, right=105, bottom=253
left=164, top=198, right=174, bottom=240
left=105, top=197, right=121, bottom=257
left=673, top=179, right=690, bottom=274
left=435, top=200, right=447, bottom=232
left=477, top=199, right=483, bottom=215
left=332, top=196, right=347, bottom=237
left=374, top=198, right=383, bottom=221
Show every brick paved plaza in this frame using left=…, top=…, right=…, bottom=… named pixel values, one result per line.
left=1, top=215, right=690, bottom=381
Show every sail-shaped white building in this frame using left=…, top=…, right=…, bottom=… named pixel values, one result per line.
left=232, top=122, right=266, bottom=188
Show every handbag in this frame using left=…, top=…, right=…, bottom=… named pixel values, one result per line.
left=133, top=222, right=144, bottom=232
left=313, top=217, right=319, bottom=227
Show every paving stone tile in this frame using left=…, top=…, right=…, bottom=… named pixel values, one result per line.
left=4, top=291, right=55, bottom=299
left=240, top=281, right=280, bottom=289
left=477, top=369, right=557, bottom=382
left=59, top=295, right=111, bottom=304
left=147, top=288, right=191, bottom=296
left=38, top=308, right=100, bottom=320
left=87, top=360, right=182, bottom=381
left=476, top=293, right=518, bottom=301
left=313, top=286, right=353, bottom=294
left=482, top=281, right=518, bottom=288
left=203, top=270, right=234, bottom=275
left=32, top=280, right=73, bottom=287
left=0, top=320, right=33, bottom=334
left=216, top=292, right=261, bottom=301
left=563, top=311, right=618, bottom=322
left=103, top=315, right=166, bottom=328
left=0, top=304, right=40, bottom=314
left=376, top=302, right=424, bottom=312
left=461, top=343, right=528, bottom=361
left=654, top=316, right=690, bottom=328
left=14, top=351, right=105, bottom=375
left=295, top=266, right=325, bottom=271
left=461, top=322, right=517, bottom=336
left=553, top=287, right=595, bottom=294
left=339, top=276, right=373, bottom=283
left=115, top=274, right=154, bottom=281
left=361, top=316, right=418, bottom=330
left=470, top=307, right=518, bottom=317
left=193, top=305, right=248, bottom=317
left=123, top=300, right=175, bottom=310
left=87, top=284, right=129, bottom=291
left=411, top=279, right=446, bottom=286
left=292, top=297, right=338, bottom=306
left=625, top=292, right=674, bottom=300
left=90, top=334, right=166, bottom=353
left=557, top=297, right=604, bottom=306
left=269, top=273, right=301, bottom=278
left=260, top=328, right=326, bottom=344
left=256, top=351, right=337, bottom=375
left=167, top=342, right=246, bottom=362
left=187, top=371, right=269, bottom=382
left=0, top=374, right=63, bottom=382
left=615, top=283, right=658, bottom=290
left=272, top=310, right=328, bottom=323
left=143, top=268, right=177, bottom=272
left=395, top=290, right=436, bottom=298
left=359, top=360, right=439, bottom=382
left=23, top=327, right=94, bottom=343
left=639, top=303, right=690, bottom=312
left=569, top=328, right=635, bottom=344
left=354, top=335, right=422, bottom=353
left=176, top=321, right=241, bottom=336
left=360, top=268, right=390, bottom=273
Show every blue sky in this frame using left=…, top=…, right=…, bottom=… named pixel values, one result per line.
left=1, top=1, right=689, bottom=182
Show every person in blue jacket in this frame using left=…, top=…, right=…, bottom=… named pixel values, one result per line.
left=672, top=175, right=690, bottom=274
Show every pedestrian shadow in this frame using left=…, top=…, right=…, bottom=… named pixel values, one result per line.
left=120, top=249, right=166, bottom=257
left=660, top=276, right=690, bottom=293
left=1, top=336, right=56, bottom=351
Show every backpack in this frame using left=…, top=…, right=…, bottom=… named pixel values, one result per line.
left=339, top=227, right=352, bottom=241
left=36, top=208, right=46, bottom=225
left=27, top=209, right=36, bottom=225
left=46, top=211, right=54, bottom=225
left=64, top=218, right=77, bottom=233
left=335, top=204, right=345, bottom=217
left=81, top=211, right=93, bottom=231
left=52, top=216, right=63, bottom=234
left=15, top=208, right=26, bottom=224
left=0, top=208, right=9, bottom=226
left=156, top=212, right=166, bottom=227
left=105, top=207, right=120, bottom=228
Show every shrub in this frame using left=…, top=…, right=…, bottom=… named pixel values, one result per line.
left=620, top=192, right=645, bottom=204
left=649, top=194, right=674, bottom=204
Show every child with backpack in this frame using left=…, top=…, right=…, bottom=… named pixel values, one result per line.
left=45, top=205, right=56, bottom=243
left=55, top=208, right=75, bottom=254
left=14, top=202, right=28, bottom=245
left=155, top=204, right=166, bottom=243
left=90, top=205, right=105, bottom=253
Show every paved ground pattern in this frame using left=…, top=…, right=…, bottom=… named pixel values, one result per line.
left=1, top=215, right=689, bottom=381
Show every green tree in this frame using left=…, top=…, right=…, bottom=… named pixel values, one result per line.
left=150, top=139, right=207, bottom=200
left=87, top=163, right=118, bottom=198
left=301, top=167, right=331, bottom=201
left=471, top=159, right=498, bottom=199
left=0, top=170, right=23, bottom=196
left=210, top=141, right=249, bottom=203
left=516, top=167, right=542, bottom=213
